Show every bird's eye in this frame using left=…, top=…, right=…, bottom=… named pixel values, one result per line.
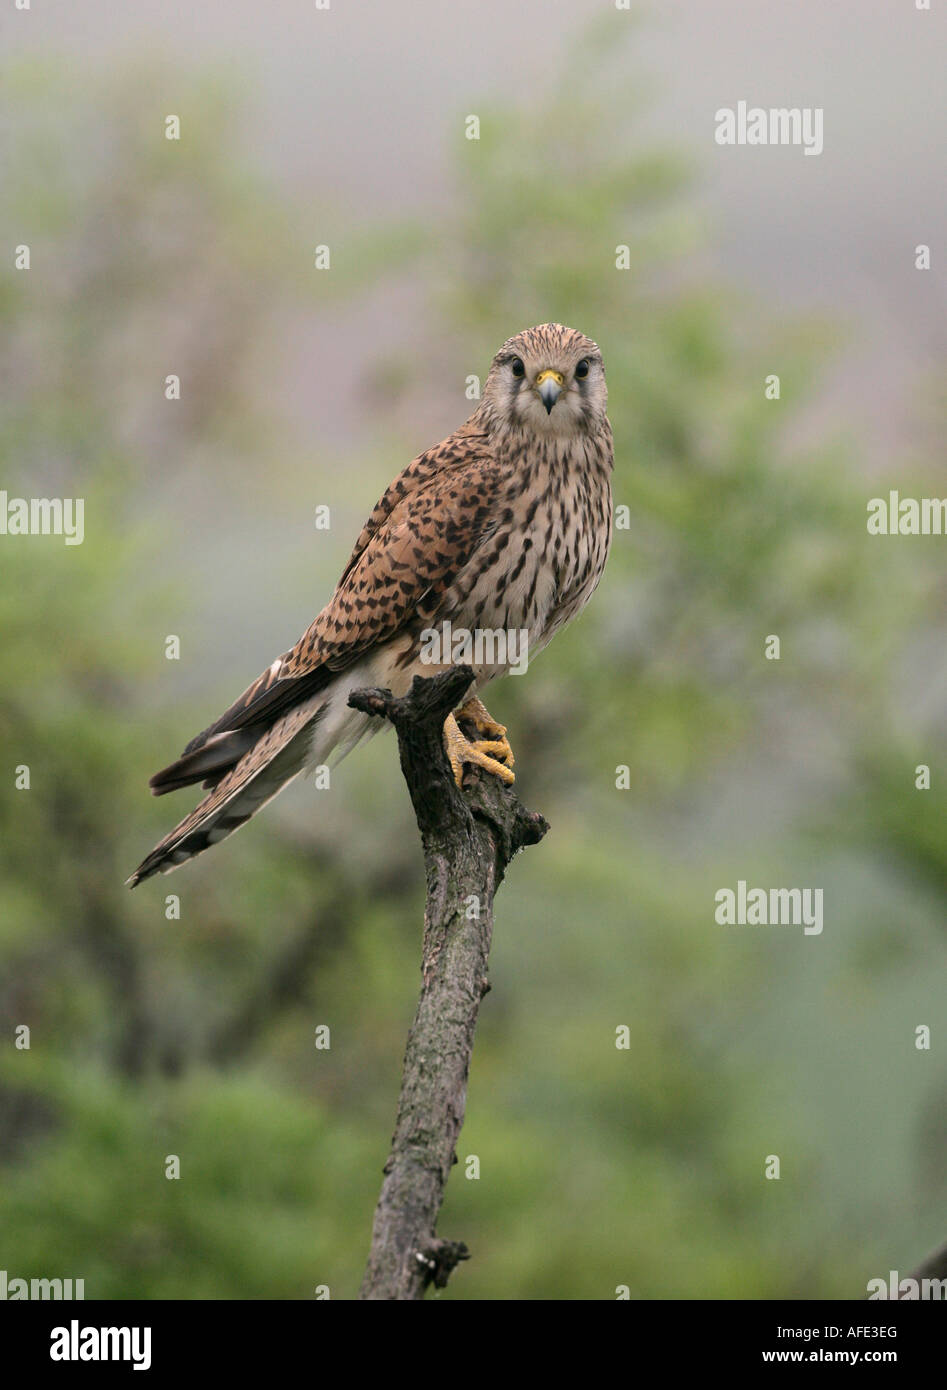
left=574, top=358, right=590, bottom=380
left=510, top=357, right=525, bottom=378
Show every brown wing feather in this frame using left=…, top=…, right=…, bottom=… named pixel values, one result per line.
left=335, top=418, right=490, bottom=587
left=154, top=426, right=503, bottom=779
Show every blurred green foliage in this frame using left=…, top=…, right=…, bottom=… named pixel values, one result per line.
left=1, top=33, right=945, bottom=1300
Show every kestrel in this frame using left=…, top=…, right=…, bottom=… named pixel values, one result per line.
left=128, top=324, right=613, bottom=886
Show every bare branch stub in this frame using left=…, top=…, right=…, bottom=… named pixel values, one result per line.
left=349, top=667, right=548, bottom=1299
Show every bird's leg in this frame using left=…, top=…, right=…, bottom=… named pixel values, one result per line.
left=443, top=699, right=516, bottom=787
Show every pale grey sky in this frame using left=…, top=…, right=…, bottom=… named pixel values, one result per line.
left=6, top=0, right=945, bottom=461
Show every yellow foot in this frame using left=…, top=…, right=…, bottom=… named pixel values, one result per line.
left=458, top=698, right=516, bottom=775
left=444, top=701, right=516, bottom=788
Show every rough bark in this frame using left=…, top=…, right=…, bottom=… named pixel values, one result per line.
left=349, top=666, right=548, bottom=1300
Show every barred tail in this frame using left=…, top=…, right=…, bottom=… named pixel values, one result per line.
left=126, top=697, right=326, bottom=887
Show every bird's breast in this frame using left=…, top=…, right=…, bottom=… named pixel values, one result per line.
left=441, top=445, right=612, bottom=676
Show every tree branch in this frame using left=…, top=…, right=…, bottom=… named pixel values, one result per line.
left=349, top=666, right=548, bottom=1300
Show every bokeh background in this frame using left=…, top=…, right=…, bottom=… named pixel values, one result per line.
left=1, top=0, right=945, bottom=1299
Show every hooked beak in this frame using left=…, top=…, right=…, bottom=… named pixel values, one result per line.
left=536, top=368, right=564, bottom=414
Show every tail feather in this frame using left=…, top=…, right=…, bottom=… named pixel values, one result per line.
left=127, top=698, right=325, bottom=887
left=148, top=727, right=260, bottom=795
left=128, top=653, right=396, bottom=889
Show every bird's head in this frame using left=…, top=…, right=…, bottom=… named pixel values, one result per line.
left=481, top=324, right=607, bottom=437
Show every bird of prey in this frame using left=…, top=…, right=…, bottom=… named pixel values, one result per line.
left=128, top=323, right=613, bottom=886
